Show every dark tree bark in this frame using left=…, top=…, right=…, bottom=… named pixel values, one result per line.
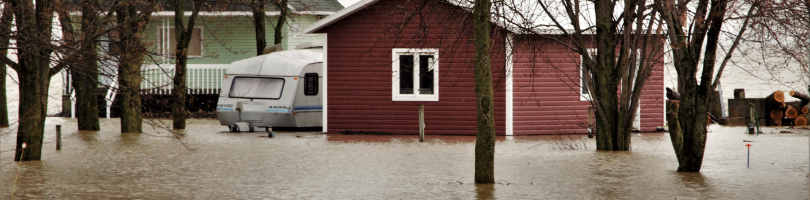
left=58, top=0, right=103, bottom=131
left=116, top=0, right=157, bottom=133
left=666, top=100, right=684, bottom=166
left=473, top=0, right=494, bottom=184
left=524, top=0, right=663, bottom=151
left=0, top=2, right=13, bottom=128
left=0, top=0, right=69, bottom=161
left=656, top=0, right=743, bottom=172
left=250, top=0, right=267, bottom=56
left=172, top=0, right=202, bottom=130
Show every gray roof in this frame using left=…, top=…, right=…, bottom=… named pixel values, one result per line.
left=159, top=0, right=344, bottom=13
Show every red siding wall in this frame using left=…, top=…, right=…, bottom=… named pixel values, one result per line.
left=511, top=36, right=665, bottom=134
left=319, top=0, right=508, bottom=135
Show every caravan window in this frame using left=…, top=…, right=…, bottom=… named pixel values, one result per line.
left=229, top=77, right=285, bottom=99
left=304, top=73, right=318, bottom=95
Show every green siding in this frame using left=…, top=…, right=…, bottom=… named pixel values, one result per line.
left=143, top=14, right=324, bottom=65
left=139, top=14, right=326, bottom=92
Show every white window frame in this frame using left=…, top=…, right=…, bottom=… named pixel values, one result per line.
left=157, top=26, right=205, bottom=58
left=291, top=24, right=301, bottom=38
left=580, top=48, right=596, bottom=101
left=392, top=48, right=439, bottom=101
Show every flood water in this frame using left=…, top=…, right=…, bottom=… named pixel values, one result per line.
left=1, top=118, right=808, bottom=199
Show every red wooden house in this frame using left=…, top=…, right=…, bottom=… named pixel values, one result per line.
left=304, top=0, right=665, bottom=135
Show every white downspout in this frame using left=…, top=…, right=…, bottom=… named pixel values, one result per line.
left=322, top=33, right=328, bottom=133
left=505, top=33, right=514, bottom=136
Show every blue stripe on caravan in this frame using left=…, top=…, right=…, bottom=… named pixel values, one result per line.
left=294, top=106, right=323, bottom=111
left=217, top=108, right=234, bottom=111
left=266, top=109, right=291, bottom=113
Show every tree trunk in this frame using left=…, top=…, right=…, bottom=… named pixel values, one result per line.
left=0, top=3, right=12, bottom=128
left=790, top=90, right=810, bottom=106
left=593, top=0, right=631, bottom=151
left=8, top=0, right=59, bottom=161
left=172, top=0, right=201, bottom=130
left=666, top=100, right=684, bottom=166
left=15, top=61, right=50, bottom=161
left=116, top=1, right=155, bottom=133
left=656, top=0, right=731, bottom=172
left=472, top=0, right=494, bottom=184
left=251, top=0, right=267, bottom=56
left=785, top=106, right=798, bottom=119
left=75, top=1, right=100, bottom=130
left=766, top=91, right=785, bottom=107
left=795, top=115, right=807, bottom=126
left=273, top=0, right=288, bottom=46
left=770, top=109, right=784, bottom=120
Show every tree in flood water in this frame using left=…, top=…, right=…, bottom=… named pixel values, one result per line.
left=0, top=0, right=72, bottom=161
left=654, top=0, right=757, bottom=172
left=115, top=0, right=159, bottom=133
left=499, top=0, right=666, bottom=151
left=55, top=0, right=114, bottom=131
left=171, top=0, right=203, bottom=130
left=473, top=0, right=495, bottom=184
left=0, top=2, right=13, bottom=128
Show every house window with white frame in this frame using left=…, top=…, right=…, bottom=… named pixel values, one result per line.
left=580, top=49, right=596, bottom=101
left=157, top=27, right=203, bottom=58
left=392, top=48, right=439, bottom=101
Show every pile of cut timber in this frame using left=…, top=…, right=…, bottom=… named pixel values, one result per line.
left=766, top=90, right=810, bottom=126
left=726, top=87, right=810, bottom=127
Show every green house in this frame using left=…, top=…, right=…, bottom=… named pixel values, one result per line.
left=136, top=0, right=343, bottom=95
left=62, top=1, right=342, bottom=118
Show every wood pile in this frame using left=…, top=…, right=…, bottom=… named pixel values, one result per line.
left=725, top=87, right=810, bottom=127
left=765, top=90, right=810, bottom=126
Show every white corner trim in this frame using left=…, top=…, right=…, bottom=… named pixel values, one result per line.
left=580, top=48, right=596, bottom=101
left=505, top=33, right=514, bottom=136
left=322, top=33, right=328, bottom=133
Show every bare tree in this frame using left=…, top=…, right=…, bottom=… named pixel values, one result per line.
left=655, top=0, right=757, bottom=171
left=0, top=1, right=13, bottom=128
left=0, top=0, right=72, bottom=161
left=246, top=0, right=291, bottom=56
left=56, top=0, right=112, bottom=131
left=498, top=0, right=665, bottom=151
left=249, top=0, right=269, bottom=55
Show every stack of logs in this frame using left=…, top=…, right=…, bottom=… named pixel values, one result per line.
left=766, top=90, right=810, bottom=126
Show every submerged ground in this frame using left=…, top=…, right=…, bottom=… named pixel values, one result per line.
left=0, top=118, right=808, bottom=199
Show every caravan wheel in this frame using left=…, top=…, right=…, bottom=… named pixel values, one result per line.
left=229, top=125, right=239, bottom=132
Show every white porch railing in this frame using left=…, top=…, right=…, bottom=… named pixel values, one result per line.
left=140, top=64, right=228, bottom=95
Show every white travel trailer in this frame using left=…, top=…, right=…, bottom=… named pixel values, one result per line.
left=216, top=42, right=323, bottom=132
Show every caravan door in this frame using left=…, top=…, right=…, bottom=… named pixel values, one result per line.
left=293, top=63, right=323, bottom=127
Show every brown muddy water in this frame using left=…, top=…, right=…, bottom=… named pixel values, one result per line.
left=0, top=118, right=808, bottom=199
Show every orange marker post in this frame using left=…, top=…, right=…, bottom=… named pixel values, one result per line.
left=745, top=144, right=752, bottom=168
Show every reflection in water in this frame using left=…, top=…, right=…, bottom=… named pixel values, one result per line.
left=118, top=133, right=141, bottom=146
left=677, top=172, right=712, bottom=197
left=0, top=118, right=807, bottom=199
left=12, top=161, right=44, bottom=199
left=76, top=130, right=98, bottom=144
left=475, top=183, right=495, bottom=200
